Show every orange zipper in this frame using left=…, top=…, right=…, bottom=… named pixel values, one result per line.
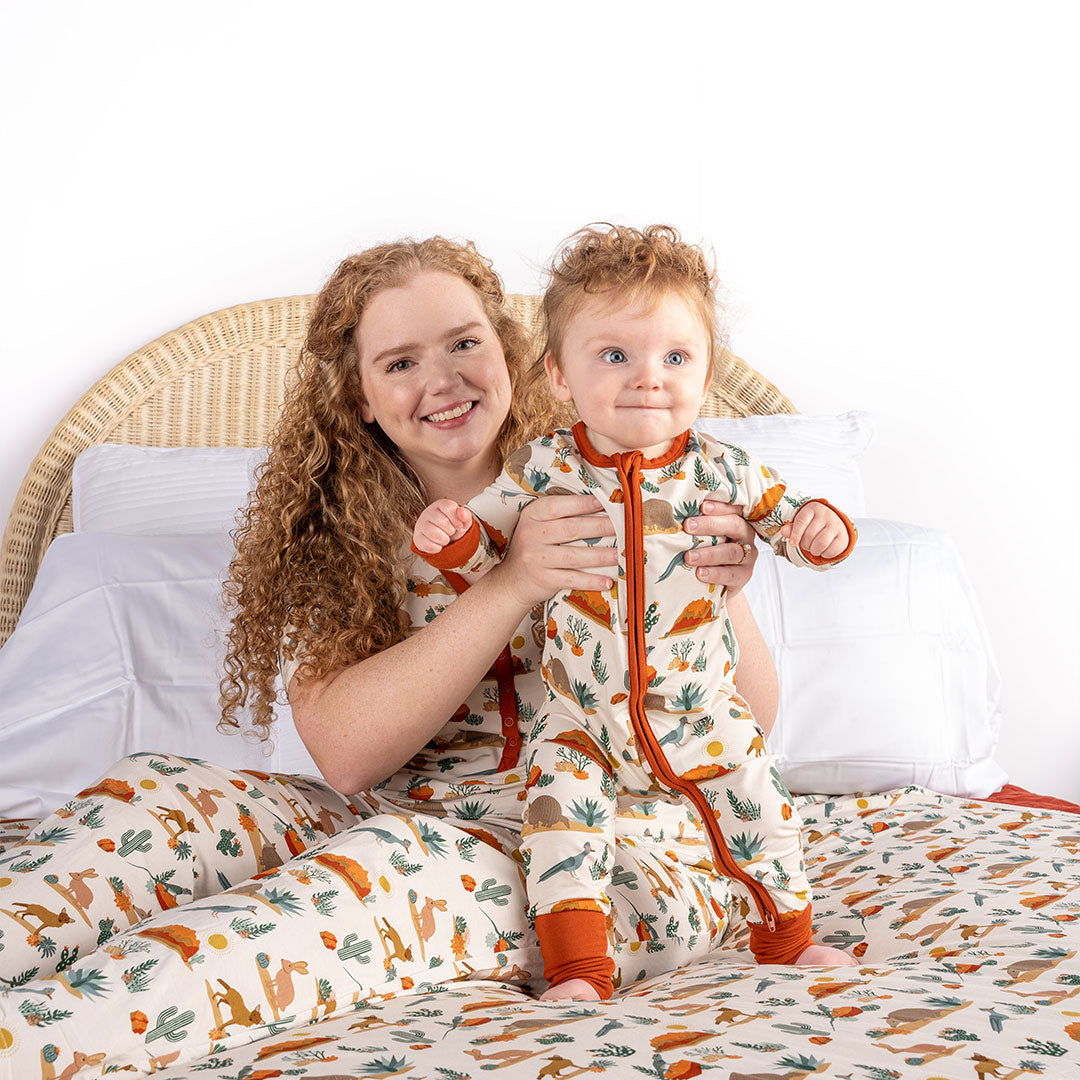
left=616, top=451, right=777, bottom=933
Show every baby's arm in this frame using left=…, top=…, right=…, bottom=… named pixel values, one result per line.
left=704, top=437, right=856, bottom=570
left=412, top=499, right=474, bottom=555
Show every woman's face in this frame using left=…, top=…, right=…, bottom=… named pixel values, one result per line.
left=357, top=271, right=513, bottom=499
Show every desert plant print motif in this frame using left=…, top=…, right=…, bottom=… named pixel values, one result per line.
left=2, top=787, right=1078, bottom=1075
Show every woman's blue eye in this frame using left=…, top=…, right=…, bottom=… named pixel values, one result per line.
left=666, top=351, right=687, bottom=366
left=454, top=337, right=480, bottom=351
left=601, top=349, right=627, bottom=364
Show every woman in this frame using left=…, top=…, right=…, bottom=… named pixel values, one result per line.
left=0, top=237, right=775, bottom=1070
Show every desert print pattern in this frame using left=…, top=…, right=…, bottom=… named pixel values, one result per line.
left=423, top=424, right=855, bottom=972
left=3, top=787, right=1077, bottom=1077
left=0, top=754, right=733, bottom=1074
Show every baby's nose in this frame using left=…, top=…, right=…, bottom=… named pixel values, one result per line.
left=632, top=360, right=664, bottom=389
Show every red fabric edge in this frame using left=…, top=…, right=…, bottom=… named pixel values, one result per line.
left=982, top=784, right=1080, bottom=815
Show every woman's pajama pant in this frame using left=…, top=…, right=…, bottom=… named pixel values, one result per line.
left=0, top=753, right=735, bottom=1074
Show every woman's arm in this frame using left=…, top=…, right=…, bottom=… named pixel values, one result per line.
left=725, top=590, right=779, bottom=738
left=290, top=573, right=531, bottom=794
left=682, top=498, right=779, bottom=737
left=290, top=494, right=616, bottom=794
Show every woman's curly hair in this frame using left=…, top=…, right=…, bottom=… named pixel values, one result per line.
left=219, top=237, right=565, bottom=740
left=542, top=223, right=724, bottom=383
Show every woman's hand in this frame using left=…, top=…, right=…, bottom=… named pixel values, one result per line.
left=489, top=494, right=617, bottom=610
left=682, top=499, right=759, bottom=596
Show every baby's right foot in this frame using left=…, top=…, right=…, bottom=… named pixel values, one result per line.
left=795, top=943, right=859, bottom=967
left=540, top=977, right=602, bottom=1001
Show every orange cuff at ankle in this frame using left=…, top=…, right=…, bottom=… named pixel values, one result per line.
left=748, top=904, right=813, bottom=965
left=534, top=910, right=614, bottom=999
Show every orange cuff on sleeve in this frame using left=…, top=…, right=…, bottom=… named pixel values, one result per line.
left=410, top=518, right=481, bottom=571
left=748, top=903, right=814, bottom=965
left=798, top=499, right=858, bottom=566
left=534, top=909, right=614, bottom=999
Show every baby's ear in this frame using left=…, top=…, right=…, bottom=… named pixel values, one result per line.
left=544, top=352, right=573, bottom=403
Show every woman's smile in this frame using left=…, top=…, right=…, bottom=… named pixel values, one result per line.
left=423, top=399, right=476, bottom=424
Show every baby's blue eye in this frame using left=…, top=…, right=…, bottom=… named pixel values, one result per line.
left=601, top=349, right=627, bottom=364
left=665, top=351, right=688, bottom=366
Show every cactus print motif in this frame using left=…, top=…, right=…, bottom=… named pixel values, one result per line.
left=422, top=423, right=856, bottom=977
left=3, top=787, right=1076, bottom=1076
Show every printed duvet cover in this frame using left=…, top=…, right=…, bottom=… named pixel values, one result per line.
left=2, top=786, right=1078, bottom=1079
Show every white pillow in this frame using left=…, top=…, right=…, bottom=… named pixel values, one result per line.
left=744, top=518, right=1008, bottom=798
left=0, top=531, right=318, bottom=820
left=72, top=444, right=266, bottom=534
left=70, top=416, right=871, bottom=536
left=693, top=411, right=873, bottom=517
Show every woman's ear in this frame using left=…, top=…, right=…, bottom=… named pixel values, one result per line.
left=359, top=396, right=375, bottom=424
left=544, top=352, right=573, bottom=403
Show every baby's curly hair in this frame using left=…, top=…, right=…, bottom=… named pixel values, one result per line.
left=542, top=223, right=724, bottom=382
left=218, top=237, right=562, bottom=740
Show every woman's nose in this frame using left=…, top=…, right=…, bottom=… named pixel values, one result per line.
left=427, top=352, right=465, bottom=391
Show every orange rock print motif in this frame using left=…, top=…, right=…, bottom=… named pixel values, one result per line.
left=562, top=589, right=613, bottom=631
left=662, top=597, right=718, bottom=639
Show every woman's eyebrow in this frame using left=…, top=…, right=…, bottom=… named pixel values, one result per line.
left=444, top=321, right=486, bottom=339
left=368, top=323, right=487, bottom=367
left=369, top=341, right=420, bottom=366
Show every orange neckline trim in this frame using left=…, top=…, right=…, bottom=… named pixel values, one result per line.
left=571, top=421, right=689, bottom=470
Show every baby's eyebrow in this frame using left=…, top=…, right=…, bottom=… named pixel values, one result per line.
left=581, top=338, right=699, bottom=353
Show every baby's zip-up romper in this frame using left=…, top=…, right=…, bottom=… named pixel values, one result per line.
left=419, top=422, right=857, bottom=997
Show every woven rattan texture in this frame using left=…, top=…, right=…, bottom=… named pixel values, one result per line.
left=0, top=294, right=794, bottom=647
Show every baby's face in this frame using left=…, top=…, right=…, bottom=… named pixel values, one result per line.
left=546, top=291, right=711, bottom=458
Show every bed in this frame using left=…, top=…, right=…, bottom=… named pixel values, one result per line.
left=1, top=295, right=1077, bottom=1079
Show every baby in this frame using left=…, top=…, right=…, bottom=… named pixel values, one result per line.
left=413, top=225, right=858, bottom=1000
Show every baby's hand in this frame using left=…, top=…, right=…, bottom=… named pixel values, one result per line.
left=781, top=502, right=848, bottom=560
left=413, top=499, right=473, bottom=554
left=539, top=978, right=601, bottom=1002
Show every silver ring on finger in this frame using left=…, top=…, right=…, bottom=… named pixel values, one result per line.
left=737, top=542, right=752, bottom=565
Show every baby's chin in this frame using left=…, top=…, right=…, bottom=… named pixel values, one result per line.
left=587, top=425, right=683, bottom=459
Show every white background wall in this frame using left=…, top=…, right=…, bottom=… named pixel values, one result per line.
left=2, top=2, right=1077, bottom=798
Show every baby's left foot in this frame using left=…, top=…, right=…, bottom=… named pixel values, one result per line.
left=795, top=943, right=859, bottom=967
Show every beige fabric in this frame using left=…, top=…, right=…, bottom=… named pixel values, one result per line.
left=0, top=294, right=794, bottom=648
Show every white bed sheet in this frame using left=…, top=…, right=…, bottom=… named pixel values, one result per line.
left=0, top=532, right=317, bottom=819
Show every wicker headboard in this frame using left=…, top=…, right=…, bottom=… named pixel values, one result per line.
left=0, top=294, right=795, bottom=648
